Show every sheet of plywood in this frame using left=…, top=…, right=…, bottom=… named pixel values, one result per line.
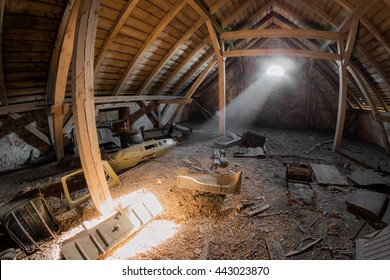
left=310, top=164, right=349, bottom=186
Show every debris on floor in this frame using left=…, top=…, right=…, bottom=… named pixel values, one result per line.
left=265, top=239, right=285, bottom=260
left=176, top=171, right=242, bottom=194
left=212, top=148, right=228, bottom=168
left=356, top=226, right=390, bottom=259
left=285, top=163, right=313, bottom=186
left=310, top=164, right=349, bottom=186
left=234, top=131, right=267, bottom=158
left=347, top=169, right=390, bottom=188
left=345, top=190, right=389, bottom=223
left=214, top=132, right=242, bottom=148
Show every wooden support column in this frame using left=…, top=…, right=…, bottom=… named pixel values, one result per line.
left=72, top=0, right=114, bottom=215
left=0, top=0, right=7, bottom=106
left=48, top=0, right=80, bottom=161
left=206, top=20, right=225, bottom=135
left=333, top=40, right=348, bottom=152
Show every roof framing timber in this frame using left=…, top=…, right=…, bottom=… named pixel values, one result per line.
left=0, top=0, right=7, bottom=106
left=112, top=0, right=187, bottom=96
left=223, top=49, right=341, bottom=60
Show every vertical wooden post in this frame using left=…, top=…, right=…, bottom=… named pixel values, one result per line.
left=219, top=39, right=226, bottom=135
left=0, top=0, right=7, bottom=106
left=72, top=0, right=114, bottom=215
left=333, top=40, right=347, bottom=151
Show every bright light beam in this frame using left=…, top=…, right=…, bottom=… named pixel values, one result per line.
left=266, top=65, right=284, bottom=76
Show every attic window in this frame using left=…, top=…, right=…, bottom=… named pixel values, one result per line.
left=266, top=65, right=284, bottom=76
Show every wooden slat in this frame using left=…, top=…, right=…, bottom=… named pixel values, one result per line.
left=0, top=101, right=48, bottom=115
left=0, top=0, right=7, bottom=106
left=333, top=40, right=347, bottom=152
left=72, top=0, right=114, bottom=215
left=168, top=58, right=217, bottom=123
left=94, top=0, right=140, bottom=73
left=112, top=0, right=187, bottom=96
left=348, top=64, right=390, bottom=152
left=137, top=18, right=205, bottom=94
left=239, top=1, right=272, bottom=30
left=221, top=28, right=341, bottom=41
left=223, top=49, right=341, bottom=60
left=9, top=113, right=51, bottom=146
left=157, top=37, right=210, bottom=94
left=49, top=0, right=80, bottom=161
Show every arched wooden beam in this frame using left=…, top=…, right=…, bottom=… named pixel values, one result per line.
left=72, top=0, right=114, bottom=215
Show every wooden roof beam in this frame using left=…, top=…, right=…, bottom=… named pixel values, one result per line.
left=112, top=0, right=187, bottom=96
left=223, top=49, right=341, bottom=60
left=297, top=0, right=337, bottom=28
left=221, top=29, right=341, bottom=41
left=337, top=0, right=378, bottom=33
left=0, top=0, right=7, bottom=106
left=48, top=0, right=80, bottom=161
left=221, top=0, right=259, bottom=29
left=72, top=0, right=114, bottom=215
left=238, top=1, right=272, bottom=31
left=343, top=19, right=358, bottom=65
left=94, top=0, right=140, bottom=74
left=210, top=0, right=229, bottom=14
left=187, top=0, right=223, bottom=33
left=137, top=18, right=205, bottom=95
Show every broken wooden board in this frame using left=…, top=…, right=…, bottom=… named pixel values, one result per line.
left=347, top=169, right=390, bottom=187
left=310, top=164, right=349, bottom=186
left=265, top=239, right=285, bottom=260
left=345, top=190, right=389, bottom=222
left=356, top=226, right=390, bottom=259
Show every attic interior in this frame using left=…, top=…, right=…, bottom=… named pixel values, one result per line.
left=1, top=0, right=390, bottom=260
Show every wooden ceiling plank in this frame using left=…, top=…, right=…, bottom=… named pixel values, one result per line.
left=223, top=49, right=341, bottom=60
left=94, top=0, right=140, bottom=74
left=168, top=58, right=217, bottom=123
left=239, top=1, right=272, bottom=30
left=221, top=0, right=258, bottom=29
left=72, top=0, right=114, bottom=215
left=297, top=0, right=337, bottom=28
left=172, top=52, right=214, bottom=94
left=137, top=18, right=205, bottom=94
left=48, top=0, right=80, bottom=161
left=348, top=64, right=390, bottom=152
left=337, top=0, right=378, bottom=33
left=112, top=0, right=187, bottom=96
left=221, top=28, right=341, bottom=41
left=210, top=0, right=229, bottom=14
left=0, top=0, right=7, bottom=106
left=157, top=37, right=210, bottom=95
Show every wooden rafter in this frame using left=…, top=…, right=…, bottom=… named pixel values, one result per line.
left=0, top=0, right=7, bottom=106
left=337, top=0, right=378, bottom=33
left=188, top=0, right=223, bottom=33
left=348, top=64, right=390, bottom=152
left=94, top=0, right=140, bottom=74
left=239, top=1, right=272, bottom=30
left=112, top=0, right=187, bottom=96
left=297, top=0, right=337, bottom=27
left=157, top=37, right=210, bottom=95
left=168, top=58, right=218, bottom=123
left=334, top=0, right=390, bottom=55
left=137, top=18, right=205, bottom=94
left=223, top=49, right=340, bottom=60
left=221, top=29, right=341, bottom=41
left=72, top=0, right=114, bottom=215
left=48, top=0, right=80, bottom=161
left=343, top=19, right=358, bottom=65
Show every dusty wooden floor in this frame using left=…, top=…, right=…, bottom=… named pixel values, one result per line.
left=1, top=123, right=389, bottom=260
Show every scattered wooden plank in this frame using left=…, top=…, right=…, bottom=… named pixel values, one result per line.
left=9, top=113, right=51, bottom=145
left=310, top=163, right=349, bottom=186
left=265, top=239, right=286, bottom=260
left=347, top=169, right=390, bottom=187
left=285, top=236, right=323, bottom=257
left=304, top=140, right=333, bottom=154
left=248, top=204, right=270, bottom=216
